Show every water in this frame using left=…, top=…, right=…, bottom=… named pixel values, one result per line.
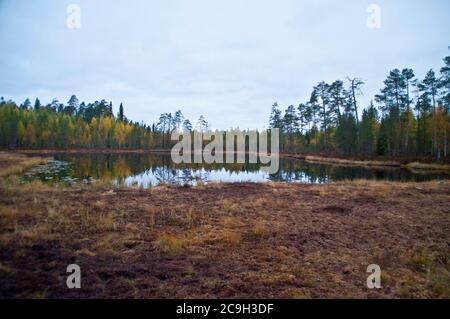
left=21, top=153, right=449, bottom=187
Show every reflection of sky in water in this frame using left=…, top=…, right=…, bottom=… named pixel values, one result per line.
left=121, top=167, right=271, bottom=187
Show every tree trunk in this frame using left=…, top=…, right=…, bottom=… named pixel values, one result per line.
left=444, top=126, right=448, bottom=157
left=322, top=102, right=327, bottom=148
left=432, top=94, right=437, bottom=159
left=351, top=83, right=359, bottom=126
left=351, top=81, right=360, bottom=151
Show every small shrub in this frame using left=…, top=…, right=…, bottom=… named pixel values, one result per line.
left=220, top=229, right=241, bottom=245
left=407, top=252, right=431, bottom=272
left=221, top=199, right=240, bottom=213
left=96, top=213, right=116, bottom=231
left=252, top=222, right=268, bottom=237
left=291, top=288, right=311, bottom=299
left=79, top=208, right=116, bottom=232
left=154, top=233, right=183, bottom=254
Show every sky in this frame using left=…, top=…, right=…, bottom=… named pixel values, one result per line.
left=0, top=0, right=449, bottom=130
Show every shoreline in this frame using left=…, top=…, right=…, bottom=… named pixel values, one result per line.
left=4, top=148, right=450, bottom=172
left=301, top=155, right=450, bottom=172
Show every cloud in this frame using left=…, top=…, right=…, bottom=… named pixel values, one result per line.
left=0, top=0, right=449, bottom=129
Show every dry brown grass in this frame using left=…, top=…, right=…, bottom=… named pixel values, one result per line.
left=220, top=198, right=241, bottom=213
left=218, top=229, right=242, bottom=245
left=304, top=155, right=450, bottom=172
left=79, top=207, right=116, bottom=232
left=305, top=155, right=400, bottom=168
left=0, top=178, right=449, bottom=298
left=0, top=152, right=49, bottom=178
left=405, top=162, right=450, bottom=171
left=252, top=221, right=269, bottom=238
left=5, top=180, right=54, bottom=194
left=154, top=233, right=184, bottom=254
left=220, top=216, right=243, bottom=228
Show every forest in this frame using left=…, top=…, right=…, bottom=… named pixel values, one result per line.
left=0, top=53, right=449, bottom=160
left=270, top=54, right=449, bottom=159
left=0, top=96, right=209, bottom=150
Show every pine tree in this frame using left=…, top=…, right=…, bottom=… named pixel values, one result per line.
left=195, top=115, right=209, bottom=132
left=282, top=105, right=298, bottom=134
left=283, top=105, right=298, bottom=152
left=49, top=98, right=60, bottom=112
left=439, top=54, right=450, bottom=111
left=359, top=102, right=379, bottom=155
left=347, top=77, right=364, bottom=126
left=313, top=82, right=331, bottom=148
left=401, top=69, right=416, bottom=152
left=173, top=110, right=184, bottom=131
left=375, top=69, right=408, bottom=155
left=418, top=70, right=439, bottom=158
left=269, top=102, right=283, bottom=129
left=297, top=103, right=308, bottom=134
left=118, top=103, right=125, bottom=122
left=34, top=98, right=41, bottom=110
left=21, top=98, right=31, bottom=110
left=182, top=119, right=192, bottom=132
left=329, top=80, right=346, bottom=125
left=415, top=93, right=432, bottom=155
left=66, top=95, right=79, bottom=115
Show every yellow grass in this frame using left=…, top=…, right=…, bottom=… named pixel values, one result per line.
left=305, top=155, right=399, bottom=168
left=0, top=152, right=49, bottom=178
left=0, top=163, right=449, bottom=298
left=252, top=221, right=269, bottom=237
left=154, top=233, right=184, bottom=254
left=405, top=162, right=450, bottom=171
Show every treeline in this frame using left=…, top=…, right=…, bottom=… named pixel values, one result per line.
left=1, top=53, right=448, bottom=160
left=270, top=53, right=450, bottom=159
left=0, top=95, right=210, bottom=149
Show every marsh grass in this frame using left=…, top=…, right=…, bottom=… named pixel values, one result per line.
left=252, top=221, right=268, bottom=238
left=221, top=198, right=241, bottom=213
left=219, top=229, right=241, bottom=245
left=305, top=155, right=450, bottom=172
left=154, top=233, right=184, bottom=254
left=0, top=169, right=449, bottom=298
left=0, top=153, right=49, bottom=178
left=305, top=155, right=400, bottom=168
left=405, top=162, right=450, bottom=171
left=79, top=207, right=116, bottom=232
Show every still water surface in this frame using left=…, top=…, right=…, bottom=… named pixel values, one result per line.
left=22, top=153, right=449, bottom=187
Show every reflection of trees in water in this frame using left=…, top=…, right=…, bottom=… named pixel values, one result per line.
left=151, top=166, right=212, bottom=185
left=56, top=153, right=263, bottom=180
left=180, top=168, right=194, bottom=184
left=270, top=159, right=378, bottom=183
left=54, top=153, right=446, bottom=184
left=268, top=159, right=446, bottom=183
left=268, top=160, right=330, bottom=183
left=152, top=166, right=178, bottom=184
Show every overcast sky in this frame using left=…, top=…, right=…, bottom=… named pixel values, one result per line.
left=0, top=0, right=449, bottom=129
